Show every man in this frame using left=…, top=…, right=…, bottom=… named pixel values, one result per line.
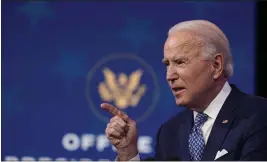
left=101, top=20, right=267, bottom=161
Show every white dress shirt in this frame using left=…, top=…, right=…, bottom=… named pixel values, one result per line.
left=193, top=81, right=232, bottom=144
left=119, top=81, right=232, bottom=161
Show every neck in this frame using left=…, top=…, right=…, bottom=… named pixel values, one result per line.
left=191, top=77, right=227, bottom=112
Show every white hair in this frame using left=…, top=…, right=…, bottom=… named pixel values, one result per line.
left=168, top=20, right=233, bottom=77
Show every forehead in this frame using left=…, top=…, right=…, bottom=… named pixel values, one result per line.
left=164, top=31, right=204, bottom=58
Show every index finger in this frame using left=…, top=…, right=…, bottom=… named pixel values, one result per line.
left=101, top=103, right=119, bottom=116
left=101, top=103, right=129, bottom=122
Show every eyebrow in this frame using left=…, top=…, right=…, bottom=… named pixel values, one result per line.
left=162, top=56, right=189, bottom=63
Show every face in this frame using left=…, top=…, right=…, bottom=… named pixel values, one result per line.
left=163, top=31, right=215, bottom=109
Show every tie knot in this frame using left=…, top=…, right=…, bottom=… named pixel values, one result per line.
left=195, top=113, right=208, bottom=128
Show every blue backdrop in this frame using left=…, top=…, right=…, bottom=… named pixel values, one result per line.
left=2, top=1, right=255, bottom=161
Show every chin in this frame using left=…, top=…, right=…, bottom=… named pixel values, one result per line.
left=175, top=98, right=187, bottom=106
left=176, top=99, right=200, bottom=111
left=175, top=95, right=193, bottom=107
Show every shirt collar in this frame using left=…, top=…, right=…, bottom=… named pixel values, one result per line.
left=194, top=81, right=232, bottom=120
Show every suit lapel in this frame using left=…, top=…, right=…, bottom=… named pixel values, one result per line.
left=202, top=85, right=244, bottom=161
left=177, top=110, right=193, bottom=161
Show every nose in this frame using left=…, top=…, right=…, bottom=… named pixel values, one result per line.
left=166, top=65, right=178, bottom=84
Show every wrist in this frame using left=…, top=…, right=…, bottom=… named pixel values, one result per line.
left=117, top=145, right=138, bottom=161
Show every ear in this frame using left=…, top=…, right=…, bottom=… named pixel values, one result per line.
left=212, top=53, right=224, bottom=80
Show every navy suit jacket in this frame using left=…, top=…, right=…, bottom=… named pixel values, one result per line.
left=154, top=85, right=267, bottom=161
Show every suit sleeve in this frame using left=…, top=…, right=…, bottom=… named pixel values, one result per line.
left=154, top=124, right=164, bottom=161
left=240, top=111, right=267, bottom=160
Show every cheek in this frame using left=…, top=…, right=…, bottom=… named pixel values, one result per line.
left=177, top=67, right=197, bottom=84
left=196, top=65, right=213, bottom=83
left=178, top=65, right=212, bottom=88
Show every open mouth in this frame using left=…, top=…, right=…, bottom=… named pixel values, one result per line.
left=172, top=87, right=185, bottom=94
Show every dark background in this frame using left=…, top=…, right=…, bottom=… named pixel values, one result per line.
left=256, top=1, right=267, bottom=98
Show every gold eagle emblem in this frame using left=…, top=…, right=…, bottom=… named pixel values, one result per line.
left=98, top=68, right=146, bottom=109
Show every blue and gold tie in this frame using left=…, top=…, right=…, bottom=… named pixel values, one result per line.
left=189, top=113, right=208, bottom=161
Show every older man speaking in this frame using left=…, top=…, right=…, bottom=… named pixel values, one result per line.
left=101, top=20, right=267, bottom=161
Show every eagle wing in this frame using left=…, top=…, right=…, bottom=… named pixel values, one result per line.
left=98, top=82, right=113, bottom=101
left=127, top=69, right=143, bottom=92
left=103, top=68, right=119, bottom=92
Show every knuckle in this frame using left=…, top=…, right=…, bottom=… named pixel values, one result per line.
left=110, top=117, right=115, bottom=122
left=110, top=122, right=117, bottom=127
left=113, top=116, right=120, bottom=120
left=106, top=127, right=116, bottom=136
left=117, top=118, right=126, bottom=126
left=105, top=128, right=110, bottom=136
left=121, top=121, right=126, bottom=127
left=109, top=127, right=115, bottom=134
left=111, top=116, right=120, bottom=123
